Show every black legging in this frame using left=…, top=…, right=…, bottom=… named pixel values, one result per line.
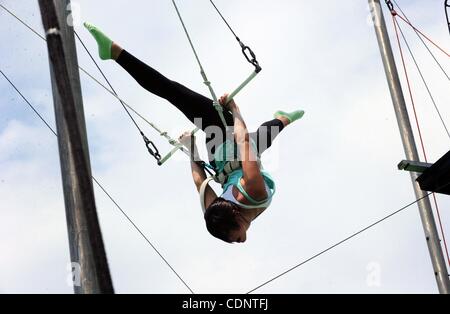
left=117, top=50, right=284, bottom=162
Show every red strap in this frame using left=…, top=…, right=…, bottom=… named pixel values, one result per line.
left=396, top=13, right=450, bottom=58
left=392, top=14, right=450, bottom=267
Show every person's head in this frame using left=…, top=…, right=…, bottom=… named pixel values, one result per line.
left=204, top=198, right=250, bottom=243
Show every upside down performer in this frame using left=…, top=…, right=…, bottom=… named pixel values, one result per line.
left=85, top=23, right=304, bottom=243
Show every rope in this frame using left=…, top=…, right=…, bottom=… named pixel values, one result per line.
left=392, top=16, right=428, bottom=161
left=170, top=0, right=228, bottom=128
left=73, top=31, right=161, bottom=163
left=5, top=1, right=446, bottom=293
left=209, top=0, right=240, bottom=40
left=208, top=0, right=261, bottom=72
left=390, top=9, right=450, bottom=268
left=431, top=191, right=450, bottom=269
left=0, top=4, right=46, bottom=41
left=0, top=69, right=195, bottom=294
left=394, top=19, right=450, bottom=141
left=0, top=70, right=57, bottom=136
left=1, top=3, right=214, bottom=187
left=0, top=4, right=185, bottom=162
left=3, top=66, right=445, bottom=294
left=1, top=2, right=210, bottom=167
left=395, top=13, right=450, bottom=58
left=91, top=176, right=195, bottom=294
left=73, top=32, right=142, bottom=137
left=392, top=0, right=450, bottom=81
left=159, top=0, right=263, bottom=165
left=77, top=65, right=190, bottom=153
left=246, top=192, right=434, bottom=294
left=1, top=2, right=165, bottom=137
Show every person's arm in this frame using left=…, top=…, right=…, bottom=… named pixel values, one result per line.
left=179, top=132, right=218, bottom=208
left=219, top=95, right=268, bottom=201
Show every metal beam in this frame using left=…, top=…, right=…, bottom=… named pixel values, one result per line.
left=38, top=0, right=114, bottom=294
left=398, top=160, right=433, bottom=173
left=369, top=0, right=450, bottom=293
left=417, top=150, right=450, bottom=195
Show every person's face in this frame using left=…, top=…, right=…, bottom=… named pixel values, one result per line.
left=228, top=226, right=247, bottom=243
left=228, top=216, right=250, bottom=243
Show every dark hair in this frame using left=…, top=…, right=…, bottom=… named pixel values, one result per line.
left=204, top=197, right=241, bottom=243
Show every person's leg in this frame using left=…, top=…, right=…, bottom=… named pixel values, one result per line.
left=116, top=50, right=233, bottom=131
left=250, top=118, right=286, bottom=155
left=251, top=109, right=304, bottom=155
left=274, top=110, right=304, bottom=124
left=84, top=23, right=233, bottom=132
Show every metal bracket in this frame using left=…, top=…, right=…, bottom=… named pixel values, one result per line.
left=398, top=160, right=433, bottom=173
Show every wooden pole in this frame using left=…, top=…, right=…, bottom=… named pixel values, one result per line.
left=38, top=0, right=114, bottom=294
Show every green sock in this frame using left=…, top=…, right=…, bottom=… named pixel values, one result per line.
left=274, top=110, right=305, bottom=124
left=84, top=22, right=113, bottom=60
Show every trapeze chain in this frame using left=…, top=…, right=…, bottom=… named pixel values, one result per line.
left=385, top=0, right=396, bottom=15
left=141, top=132, right=161, bottom=162
left=237, top=39, right=262, bottom=73
left=446, top=0, right=450, bottom=36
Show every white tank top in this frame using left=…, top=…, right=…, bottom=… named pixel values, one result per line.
left=220, top=182, right=272, bottom=210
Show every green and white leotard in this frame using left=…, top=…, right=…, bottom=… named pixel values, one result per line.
left=214, top=139, right=276, bottom=209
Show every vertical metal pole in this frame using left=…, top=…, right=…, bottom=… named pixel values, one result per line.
left=38, top=0, right=114, bottom=294
left=369, top=0, right=450, bottom=293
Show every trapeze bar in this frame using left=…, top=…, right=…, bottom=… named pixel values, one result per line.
left=227, top=70, right=259, bottom=102
left=158, top=70, right=260, bottom=166
left=158, top=144, right=183, bottom=166
left=158, top=128, right=201, bottom=166
left=416, top=150, right=450, bottom=195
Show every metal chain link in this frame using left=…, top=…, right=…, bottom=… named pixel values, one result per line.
left=385, top=0, right=394, bottom=11
left=209, top=0, right=262, bottom=73
left=445, top=0, right=450, bottom=36
left=141, top=132, right=161, bottom=162
left=238, top=40, right=262, bottom=73
left=385, top=0, right=397, bottom=15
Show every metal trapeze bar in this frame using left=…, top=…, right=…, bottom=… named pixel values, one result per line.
left=157, top=70, right=260, bottom=166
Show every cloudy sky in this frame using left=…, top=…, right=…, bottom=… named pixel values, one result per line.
left=0, top=0, right=449, bottom=294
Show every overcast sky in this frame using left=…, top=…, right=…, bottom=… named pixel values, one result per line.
left=0, top=0, right=449, bottom=294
